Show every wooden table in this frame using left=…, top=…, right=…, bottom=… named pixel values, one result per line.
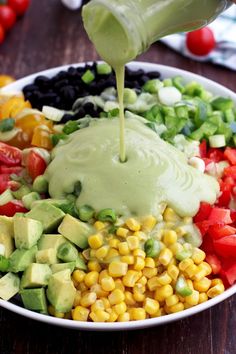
left=0, top=1, right=236, bottom=353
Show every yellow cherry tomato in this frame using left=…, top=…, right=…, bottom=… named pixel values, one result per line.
left=0, top=97, right=31, bottom=119
left=31, top=125, right=53, bottom=150
left=0, top=75, right=15, bottom=88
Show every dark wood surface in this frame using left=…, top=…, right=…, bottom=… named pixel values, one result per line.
left=0, top=1, right=236, bottom=353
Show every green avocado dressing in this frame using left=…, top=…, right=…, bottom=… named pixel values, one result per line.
left=45, top=118, right=219, bottom=218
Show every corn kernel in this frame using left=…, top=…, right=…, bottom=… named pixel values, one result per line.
left=159, top=248, right=173, bottom=266
left=179, top=258, right=194, bottom=272
left=142, top=267, right=158, bottom=279
left=167, top=264, right=179, bottom=281
left=127, top=236, right=139, bottom=250
left=165, top=294, right=179, bottom=307
left=185, top=290, right=200, bottom=306
left=72, top=306, right=90, bottom=321
left=133, top=249, right=146, bottom=258
left=88, top=234, right=103, bottom=249
left=185, top=264, right=199, bottom=278
left=141, top=216, right=157, bottom=232
left=100, top=277, right=116, bottom=292
left=129, top=308, right=146, bottom=321
left=116, top=227, right=129, bottom=238
left=144, top=298, right=160, bottom=315
left=105, top=248, right=119, bottom=261
left=207, top=284, right=225, bottom=298
left=169, top=242, right=184, bottom=255
left=126, top=218, right=141, bottom=232
left=72, top=270, right=86, bottom=283
left=123, top=270, right=141, bottom=287
left=107, top=311, right=118, bottom=322
left=133, top=291, right=145, bottom=302
left=163, top=207, right=180, bottom=222
left=73, top=290, right=82, bottom=307
left=91, top=299, right=105, bottom=312
left=133, top=231, right=148, bottom=241
left=114, top=279, right=125, bottom=292
left=108, top=289, right=125, bottom=305
left=95, top=246, right=109, bottom=260
left=163, top=230, right=178, bottom=245
left=169, top=302, right=184, bottom=313
left=98, top=270, right=109, bottom=283
left=211, top=278, right=223, bottom=287
left=147, top=276, right=160, bottom=291
left=90, top=284, right=109, bottom=298
left=94, top=221, right=106, bottom=231
left=84, top=271, right=99, bottom=288
left=175, top=226, right=187, bottom=237
left=133, top=256, right=145, bottom=271
left=117, top=312, right=130, bottom=322
left=90, top=309, right=110, bottom=322
left=145, top=257, right=155, bottom=268
left=199, top=293, right=208, bottom=303
left=193, top=277, right=211, bottom=292
left=77, top=282, right=88, bottom=292
left=137, top=275, right=147, bottom=286
left=113, top=301, right=127, bottom=315
left=150, top=309, right=162, bottom=318
left=154, top=284, right=173, bottom=302
left=48, top=305, right=55, bottom=316
left=88, top=260, right=102, bottom=272
left=121, top=255, right=135, bottom=264
left=118, top=242, right=130, bottom=255
left=90, top=249, right=97, bottom=258
left=80, top=292, right=97, bottom=307
left=100, top=297, right=111, bottom=309
left=109, top=239, right=120, bottom=249
left=124, top=291, right=136, bottom=306
left=191, top=248, right=206, bottom=264
left=157, top=271, right=172, bottom=286
left=199, top=262, right=212, bottom=276
left=186, top=279, right=194, bottom=290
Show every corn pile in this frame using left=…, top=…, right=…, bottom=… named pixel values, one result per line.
left=53, top=208, right=225, bottom=322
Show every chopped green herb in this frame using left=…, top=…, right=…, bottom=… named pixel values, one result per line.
left=0, top=118, right=15, bottom=132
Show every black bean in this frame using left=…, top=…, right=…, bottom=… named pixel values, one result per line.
left=23, top=84, right=39, bottom=94
left=61, top=114, right=75, bottom=124
left=54, top=79, right=70, bottom=91
left=74, top=108, right=86, bottom=119
left=139, top=75, right=150, bottom=85
left=146, top=71, right=161, bottom=79
left=35, top=76, right=51, bottom=89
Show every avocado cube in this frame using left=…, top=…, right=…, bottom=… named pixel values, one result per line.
left=0, top=272, right=20, bottom=300
left=58, top=214, right=94, bottom=249
left=38, top=234, right=66, bottom=251
left=0, top=233, right=14, bottom=257
left=8, top=246, right=38, bottom=273
left=51, top=262, right=76, bottom=274
left=14, top=216, right=43, bottom=250
left=75, top=256, right=87, bottom=271
left=21, top=263, right=52, bottom=289
left=21, top=288, right=47, bottom=313
left=47, top=269, right=76, bottom=312
left=0, top=216, right=14, bottom=237
left=36, top=249, right=58, bottom=265
left=26, top=203, right=65, bottom=233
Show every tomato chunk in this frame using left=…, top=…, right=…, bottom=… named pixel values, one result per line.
left=27, top=150, right=47, bottom=180
left=0, top=165, right=23, bottom=175
left=214, top=235, right=236, bottom=258
left=0, top=142, right=22, bottom=166
left=193, top=202, right=212, bottom=223
left=208, top=208, right=232, bottom=225
left=208, top=225, right=236, bottom=240
left=224, top=166, right=236, bottom=179
left=0, top=200, right=28, bottom=216
left=224, top=264, right=236, bottom=285
left=208, top=148, right=224, bottom=163
left=205, top=254, right=221, bottom=274
left=224, top=147, right=236, bottom=165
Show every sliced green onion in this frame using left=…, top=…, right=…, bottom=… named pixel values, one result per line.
left=209, top=134, right=226, bottom=148
left=173, top=76, right=185, bottom=93
left=0, top=118, right=15, bottom=132
left=175, top=250, right=192, bottom=261
left=143, top=79, right=163, bottom=94
left=82, top=70, right=95, bottom=84
left=51, top=133, right=68, bottom=146
left=144, top=239, right=161, bottom=258
left=42, top=106, right=65, bottom=122
left=123, top=88, right=137, bottom=105
left=63, top=121, right=80, bottom=135
left=175, top=276, right=193, bottom=297
left=97, top=208, right=117, bottom=223
left=78, top=205, right=95, bottom=222
left=96, top=63, right=112, bottom=75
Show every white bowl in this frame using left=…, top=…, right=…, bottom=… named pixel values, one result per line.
left=1, top=61, right=236, bottom=331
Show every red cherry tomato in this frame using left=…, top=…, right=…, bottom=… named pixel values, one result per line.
left=186, top=27, right=215, bottom=56
left=8, top=0, right=30, bottom=16
left=0, top=23, right=5, bottom=44
left=0, top=200, right=28, bottom=216
left=27, top=150, right=47, bottom=180
left=0, top=142, right=22, bottom=166
left=0, top=5, right=16, bottom=31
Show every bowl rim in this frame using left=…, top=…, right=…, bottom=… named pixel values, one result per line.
left=1, top=61, right=236, bottom=331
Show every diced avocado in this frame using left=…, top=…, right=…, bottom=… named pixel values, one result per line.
left=14, top=216, right=43, bottom=250
left=38, top=234, right=66, bottom=251
left=51, top=262, right=76, bottom=274
left=20, top=288, right=48, bottom=313
left=75, top=256, right=87, bottom=271
left=0, top=216, right=14, bottom=237
left=8, top=246, right=38, bottom=273
left=0, top=272, right=20, bottom=300
left=0, top=234, right=14, bottom=257
left=47, top=269, right=76, bottom=312
left=26, top=203, right=65, bottom=233
left=57, top=242, right=79, bottom=262
left=21, top=263, right=52, bottom=289
left=58, top=214, right=94, bottom=249
left=36, top=249, right=58, bottom=265
left=32, top=199, right=69, bottom=208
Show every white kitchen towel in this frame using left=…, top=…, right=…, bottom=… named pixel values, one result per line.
left=161, top=7, right=236, bottom=71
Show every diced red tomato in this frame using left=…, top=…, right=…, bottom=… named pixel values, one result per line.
left=193, top=202, right=213, bottom=223
left=199, top=140, right=207, bottom=158
left=208, top=148, right=224, bottom=163
left=202, top=158, right=213, bottom=167
left=201, top=233, right=215, bottom=253
left=208, top=207, right=232, bottom=225
left=224, top=264, right=236, bottom=285
left=0, top=142, right=22, bottom=166
left=208, top=225, right=236, bottom=240
left=0, top=165, right=23, bottom=175
left=230, top=210, right=236, bottom=223
left=195, top=220, right=213, bottom=236
left=214, top=235, right=236, bottom=258
left=224, top=166, right=236, bottom=179
left=0, top=200, right=28, bottom=216
left=0, top=174, right=20, bottom=193
left=216, top=190, right=231, bottom=208
left=26, top=150, right=47, bottom=180
left=205, top=254, right=222, bottom=274
left=224, top=147, right=236, bottom=165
